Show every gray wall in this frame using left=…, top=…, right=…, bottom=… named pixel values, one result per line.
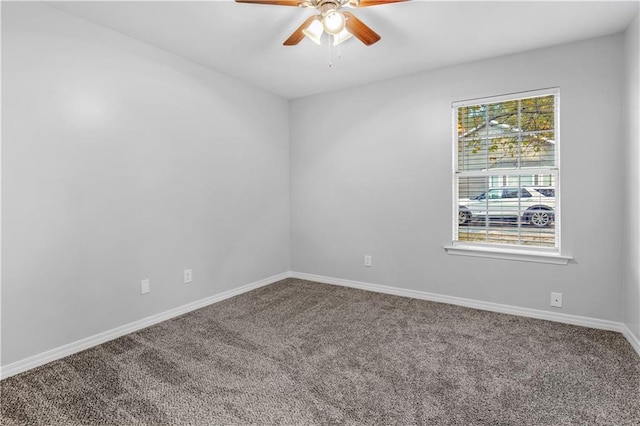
left=290, top=34, right=626, bottom=322
left=2, top=2, right=638, bottom=369
left=624, top=14, right=640, bottom=341
left=1, top=2, right=290, bottom=365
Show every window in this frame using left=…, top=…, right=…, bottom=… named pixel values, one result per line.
left=449, top=88, right=567, bottom=262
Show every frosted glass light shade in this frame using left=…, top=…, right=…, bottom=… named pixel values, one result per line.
left=333, top=27, right=353, bottom=45
left=302, top=19, right=323, bottom=45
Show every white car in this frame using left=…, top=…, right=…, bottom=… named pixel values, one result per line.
left=458, top=187, right=555, bottom=227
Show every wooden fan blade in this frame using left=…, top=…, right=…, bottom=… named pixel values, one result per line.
left=283, top=15, right=318, bottom=46
left=235, top=0, right=301, bottom=6
left=343, top=12, right=380, bottom=46
left=350, top=0, right=409, bottom=7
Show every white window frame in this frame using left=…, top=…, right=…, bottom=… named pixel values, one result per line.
left=444, top=88, right=572, bottom=265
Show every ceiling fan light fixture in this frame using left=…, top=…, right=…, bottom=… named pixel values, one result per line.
left=332, top=27, right=353, bottom=45
left=322, top=10, right=346, bottom=35
left=302, top=18, right=323, bottom=44
left=236, top=0, right=394, bottom=47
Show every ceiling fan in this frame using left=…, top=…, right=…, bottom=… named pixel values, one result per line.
left=236, top=0, right=408, bottom=46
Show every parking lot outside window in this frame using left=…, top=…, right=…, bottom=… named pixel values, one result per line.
left=451, top=88, right=560, bottom=253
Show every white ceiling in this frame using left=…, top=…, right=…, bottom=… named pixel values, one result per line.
left=48, top=0, right=639, bottom=99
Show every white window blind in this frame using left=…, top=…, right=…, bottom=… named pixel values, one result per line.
left=452, top=88, right=560, bottom=251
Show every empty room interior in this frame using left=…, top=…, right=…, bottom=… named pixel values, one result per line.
left=1, top=0, right=640, bottom=424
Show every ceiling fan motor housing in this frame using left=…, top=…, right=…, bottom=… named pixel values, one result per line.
left=302, top=0, right=354, bottom=8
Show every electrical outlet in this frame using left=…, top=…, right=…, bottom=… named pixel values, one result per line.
left=364, top=255, right=372, bottom=267
left=184, top=269, right=192, bottom=284
left=550, top=292, right=562, bottom=308
left=140, top=279, right=150, bottom=295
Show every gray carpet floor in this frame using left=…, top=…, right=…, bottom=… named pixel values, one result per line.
left=1, top=278, right=639, bottom=425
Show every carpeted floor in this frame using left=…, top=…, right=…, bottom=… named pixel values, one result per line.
left=1, top=278, right=639, bottom=425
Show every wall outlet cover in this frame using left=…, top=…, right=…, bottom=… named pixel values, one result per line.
left=141, top=279, right=150, bottom=295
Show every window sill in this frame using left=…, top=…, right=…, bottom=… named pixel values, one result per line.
left=444, top=244, right=572, bottom=265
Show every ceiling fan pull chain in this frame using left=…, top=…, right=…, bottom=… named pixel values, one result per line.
left=328, top=32, right=332, bottom=68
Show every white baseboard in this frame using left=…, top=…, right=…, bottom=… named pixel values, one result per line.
left=3, top=270, right=638, bottom=380
left=622, top=324, right=640, bottom=356
left=0, top=272, right=291, bottom=380
left=290, top=271, right=640, bottom=358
